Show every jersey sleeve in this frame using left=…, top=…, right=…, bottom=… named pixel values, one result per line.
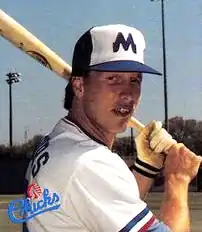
left=67, top=149, right=162, bottom=232
left=147, top=220, right=172, bottom=231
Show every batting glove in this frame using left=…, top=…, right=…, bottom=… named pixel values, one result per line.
left=130, top=121, right=177, bottom=178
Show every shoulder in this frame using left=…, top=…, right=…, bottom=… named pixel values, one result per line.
left=77, top=145, right=130, bottom=174
left=70, top=145, right=139, bottom=195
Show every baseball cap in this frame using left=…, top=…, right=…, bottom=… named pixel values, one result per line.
left=64, top=24, right=161, bottom=110
left=71, top=24, right=161, bottom=76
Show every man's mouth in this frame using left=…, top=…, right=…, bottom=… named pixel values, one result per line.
left=112, top=107, right=133, bottom=118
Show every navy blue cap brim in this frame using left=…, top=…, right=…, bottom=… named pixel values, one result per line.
left=89, top=60, right=162, bottom=75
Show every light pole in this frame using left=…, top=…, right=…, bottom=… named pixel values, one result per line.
left=5, top=72, right=21, bottom=147
left=151, top=0, right=169, bottom=131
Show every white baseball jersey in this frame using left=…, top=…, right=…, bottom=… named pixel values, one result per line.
left=24, top=117, right=170, bottom=232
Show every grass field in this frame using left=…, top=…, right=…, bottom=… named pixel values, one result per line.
left=0, top=194, right=23, bottom=232
left=0, top=195, right=23, bottom=203
left=1, top=193, right=202, bottom=232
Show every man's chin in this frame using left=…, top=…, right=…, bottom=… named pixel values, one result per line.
left=110, top=120, right=129, bottom=134
left=118, top=124, right=128, bottom=133
left=103, top=113, right=131, bottom=134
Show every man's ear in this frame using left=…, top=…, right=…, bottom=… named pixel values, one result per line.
left=71, top=76, right=84, bottom=99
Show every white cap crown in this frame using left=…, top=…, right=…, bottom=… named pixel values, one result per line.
left=90, top=24, right=146, bottom=65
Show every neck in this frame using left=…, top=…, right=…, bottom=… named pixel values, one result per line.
left=67, top=109, right=115, bottom=149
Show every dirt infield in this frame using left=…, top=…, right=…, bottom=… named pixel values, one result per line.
left=1, top=193, right=202, bottom=232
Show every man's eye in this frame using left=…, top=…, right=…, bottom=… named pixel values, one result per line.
left=107, top=76, right=120, bottom=84
left=131, top=78, right=141, bottom=85
left=107, top=76, right=117, bottom=81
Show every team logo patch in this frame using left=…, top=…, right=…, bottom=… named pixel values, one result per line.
left=8, top=182, right=61, bottom=223
left=27, top=182, right=42, bottom=200
left=113, top=32, right=137, bottom=54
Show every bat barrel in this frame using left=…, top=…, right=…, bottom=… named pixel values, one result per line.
left=0, top=9, right=72, bottom=80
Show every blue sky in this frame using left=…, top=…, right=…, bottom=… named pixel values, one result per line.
left=0, top=0, right=201, bottom=144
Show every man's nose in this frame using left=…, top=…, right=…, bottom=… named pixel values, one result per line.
left=119, top=87, right=135, bottom=104
left=120, top=93, right=134, bottom=104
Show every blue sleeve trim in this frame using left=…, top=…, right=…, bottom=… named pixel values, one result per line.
left=119, top=207, right=150, bottom=232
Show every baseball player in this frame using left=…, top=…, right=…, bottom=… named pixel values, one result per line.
left=23, top=24, right=202, bottom=232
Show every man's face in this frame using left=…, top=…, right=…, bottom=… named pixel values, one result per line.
left=76, top=71, right=142, bottom=134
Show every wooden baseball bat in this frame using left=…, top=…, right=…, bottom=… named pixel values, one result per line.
left=0, top=9, right=145, bottom=133
left=0, top=9, right=72, bottom=80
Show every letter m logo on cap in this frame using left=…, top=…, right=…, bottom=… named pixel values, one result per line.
left=113, top=32, right=137, bottom=54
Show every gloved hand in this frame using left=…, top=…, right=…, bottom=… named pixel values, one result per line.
left=130, top=121, right=177, bottom=178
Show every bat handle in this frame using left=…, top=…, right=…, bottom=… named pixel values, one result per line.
left=128, top=116, right=145, bottom=133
